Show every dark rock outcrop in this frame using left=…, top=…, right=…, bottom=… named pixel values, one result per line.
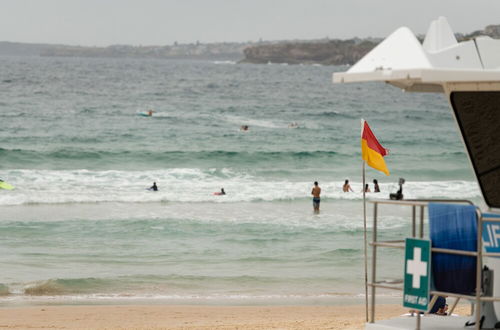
left=242, top=39, right=378, bottom=65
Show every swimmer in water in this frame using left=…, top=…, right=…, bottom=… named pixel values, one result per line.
left=343, top=179, right=353, bottom=192
left=311, top=181, right=321, bottom=213
left=149, top=182, right=158, bottom=191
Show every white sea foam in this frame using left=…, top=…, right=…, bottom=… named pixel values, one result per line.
left=149, top=112, right=171, bottom=118
left=0, top=168, right=481, bottom=206
left=222, top=114, right=284, bottom=129
left=0, top=292, right=372, bottom=305
left=212, top=60, right=236, bottom=65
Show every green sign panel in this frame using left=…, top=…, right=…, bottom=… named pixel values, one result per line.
left=403, top=238, right=431, bottom=311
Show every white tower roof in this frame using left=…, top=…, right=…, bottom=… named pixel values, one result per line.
left=333, top=17, right=500, bottom=92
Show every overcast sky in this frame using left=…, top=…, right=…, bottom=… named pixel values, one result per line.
left=1, top=0, right=499, bottom=46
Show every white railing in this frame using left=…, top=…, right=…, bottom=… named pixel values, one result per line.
left=368, top=199, right=500, bottom=329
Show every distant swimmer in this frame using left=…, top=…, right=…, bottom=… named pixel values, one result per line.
left=373, top=179, right=380, bottom=193
left=311, top=181, right=321, bottom=213
left=149, top=182, right=158, bottom=191
left=138, top=110, right=154, bottom=117
left=288, top=122, right=299, bottom=128
left=343, top=179, right=353, bottom=192
left=364, top=184, right=371, bottom=193
left=240, top=125, right=249, bottom=131
left=213, top=188, right=226, bottom=196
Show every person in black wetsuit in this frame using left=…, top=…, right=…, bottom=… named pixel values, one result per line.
left=150, top=182, right=158, bottom=191
left=373, top=179, right=380, bottom=193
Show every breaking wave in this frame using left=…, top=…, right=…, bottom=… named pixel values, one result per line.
left=0, top=168, right=481, bottom=206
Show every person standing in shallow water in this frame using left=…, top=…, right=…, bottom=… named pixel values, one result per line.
left=373, top=179, right=380, bottom=193
left=311, top=181, right=321, bottom=213
left=343, top=179, right=353, bottom=192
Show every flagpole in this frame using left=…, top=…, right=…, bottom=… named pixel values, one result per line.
left=361, top=119, right=388, bottom=323
left=362, top=160, right=368, bottom=322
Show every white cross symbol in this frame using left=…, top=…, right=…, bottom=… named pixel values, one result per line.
left=407, top=247, right=427, bottom=289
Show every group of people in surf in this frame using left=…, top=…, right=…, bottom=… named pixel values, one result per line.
left=148, top=179, right=382, bottom=212
left=342, top=179, right=380, bottom=193
left=310, top=179, right=382, bottom=213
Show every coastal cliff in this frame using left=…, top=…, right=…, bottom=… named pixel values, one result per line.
left=241, top=39, right=378, bottom=65
left=241, top=24, right=500, bottom=66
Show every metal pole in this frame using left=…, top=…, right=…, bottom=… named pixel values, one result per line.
left=412, top=206, right=416, bottom=237
left=419, top=205, right=424, bottom=238
left=475, top=212, right=483, bottom=330
left=416, top=312, right=421, bottom=330
left=362, top=161, right=369, bottom=322
left=427, top=295, right=438, bottom=314
left=448, top=297, right=460, bottom=315
left=370, top=201, right=378, bottom=323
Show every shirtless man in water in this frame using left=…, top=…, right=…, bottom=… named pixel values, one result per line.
left=311, top=181, right=321, bottom=213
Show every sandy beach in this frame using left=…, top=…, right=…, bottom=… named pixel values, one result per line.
left=0, top=303, right=471, bottom=329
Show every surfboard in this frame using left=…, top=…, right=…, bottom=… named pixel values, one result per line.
left=138, top=110, right=155, bottom=117
left=0, top=180, right=14, bottom=190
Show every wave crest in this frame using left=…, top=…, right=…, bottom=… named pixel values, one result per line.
left=24, top=278, right=110, bottom=295
left=0, top=167, right=482, bottom=206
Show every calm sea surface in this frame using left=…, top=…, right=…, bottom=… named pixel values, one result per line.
left=0, top=56, right=480, bottom=305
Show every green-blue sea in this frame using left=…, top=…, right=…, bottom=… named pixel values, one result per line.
left=0, top=56, right=480, bottom=305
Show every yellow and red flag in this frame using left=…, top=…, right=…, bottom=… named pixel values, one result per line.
left=361, top=119, right=390, bottom=176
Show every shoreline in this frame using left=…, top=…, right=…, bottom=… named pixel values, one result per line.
left=0, top=304, right=417, bottom=329
left=0, top=295, right=399, bottom=308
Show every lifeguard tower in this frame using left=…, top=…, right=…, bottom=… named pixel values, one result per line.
left=334, top=17, right=500, bottom=329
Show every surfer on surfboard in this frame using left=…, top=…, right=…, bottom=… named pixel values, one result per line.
left=213, top=188, right=225, bottom=196
left=0, top=179, right=14, bottom=190
left=137, top=110, right=154, bottom=117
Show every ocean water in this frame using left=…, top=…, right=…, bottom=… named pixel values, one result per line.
left=0, top=56, right=481, bottom=305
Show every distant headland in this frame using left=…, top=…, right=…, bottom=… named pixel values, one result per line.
left=0, top=24, right=498, bottom=65
left=241, top=24, right=500, bottom=65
